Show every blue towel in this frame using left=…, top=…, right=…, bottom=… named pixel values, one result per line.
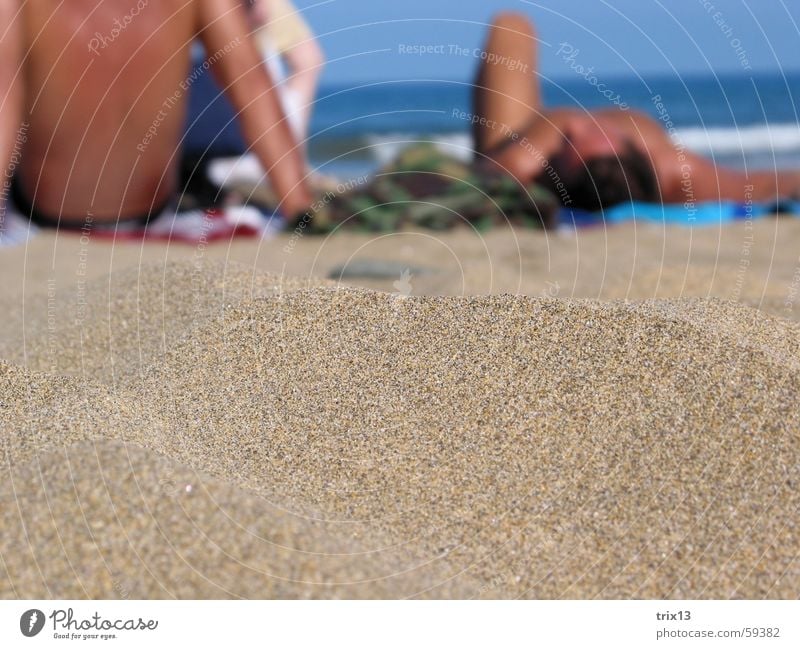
left=560, top=200, right=800, bottom=228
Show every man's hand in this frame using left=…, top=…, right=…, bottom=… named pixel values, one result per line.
left=198, top=0, right=312, bottom=217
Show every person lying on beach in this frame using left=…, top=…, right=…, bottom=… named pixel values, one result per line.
left=473, top=12, right=800, bottom=211
left=0, top=0, right=311, bottom=229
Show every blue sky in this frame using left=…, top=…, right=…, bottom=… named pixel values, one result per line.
left=292, top=0, right=800, bottom=84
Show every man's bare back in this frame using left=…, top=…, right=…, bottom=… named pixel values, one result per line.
left=2, top=0, right=311, bottom=225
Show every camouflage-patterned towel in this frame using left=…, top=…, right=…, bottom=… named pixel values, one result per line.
left=300, top=144, right=559, bottom=233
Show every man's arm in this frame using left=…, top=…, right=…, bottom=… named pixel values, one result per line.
left=481, top=109, right=579, bottom=184
left=197, top=0, right=311, bottom=217
left=0, top=1, right=24, bottom=191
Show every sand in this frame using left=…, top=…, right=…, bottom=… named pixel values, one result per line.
left=2, top=219, right=800, bottom=598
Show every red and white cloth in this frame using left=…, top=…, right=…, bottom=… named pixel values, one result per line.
left=0, top=202, right=285, bottom=247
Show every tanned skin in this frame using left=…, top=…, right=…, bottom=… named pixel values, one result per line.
left=0, top=0, right=311, bottom=225
left=0, top=1, right=23, bottom=184
left=474, top=13, right=800, bottom=205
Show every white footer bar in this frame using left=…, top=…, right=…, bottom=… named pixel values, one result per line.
left=1, top=600, right=797, bottom=648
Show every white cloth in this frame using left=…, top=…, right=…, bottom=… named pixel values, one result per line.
left=258, top=39, right=304, bottom=142
left=0, top=202, right=37, bottom=247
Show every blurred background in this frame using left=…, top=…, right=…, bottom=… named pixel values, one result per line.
left=186, top=0, right=800, bottom=180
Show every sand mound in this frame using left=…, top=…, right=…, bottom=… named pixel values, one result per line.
left=2, top=262, right=800, bottom=598
left=0, top=441, right=464, bottom=599
left=0, top=361, right=158, bottom=466
left=0, top=260, right=332, bottom=388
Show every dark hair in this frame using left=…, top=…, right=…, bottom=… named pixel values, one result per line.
left=550, top=144, right=659, bottom=211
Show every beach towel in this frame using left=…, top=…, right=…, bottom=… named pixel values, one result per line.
left=562, top=199, right=800, bottom=228
left=0, top=201, right=283, bottom=248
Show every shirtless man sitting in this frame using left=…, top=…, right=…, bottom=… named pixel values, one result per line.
left=474, top=12, right=800, bottom=211
left=0, top=0, right=311, bottom=228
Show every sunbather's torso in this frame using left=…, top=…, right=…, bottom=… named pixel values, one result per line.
left=495, top=107, right=799, bottom=204
left=18, top=0, right=197, bottom=223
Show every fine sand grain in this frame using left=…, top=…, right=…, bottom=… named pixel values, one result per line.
left=2, top=223, right=800, bottom=598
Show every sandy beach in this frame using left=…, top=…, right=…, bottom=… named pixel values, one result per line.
left=2, top=219, right=800, bottom=598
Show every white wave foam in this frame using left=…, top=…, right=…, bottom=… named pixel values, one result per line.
left=365, top=134, right=474, bottom=166
left=673, top=123, right=800, bottom=154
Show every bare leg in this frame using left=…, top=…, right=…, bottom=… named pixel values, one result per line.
left=472, top=12, right=541, bottom=153
left=677, top=152, right=800, bottom=203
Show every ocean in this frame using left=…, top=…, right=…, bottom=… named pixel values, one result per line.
left=185, top=70, right=800, bottom=180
